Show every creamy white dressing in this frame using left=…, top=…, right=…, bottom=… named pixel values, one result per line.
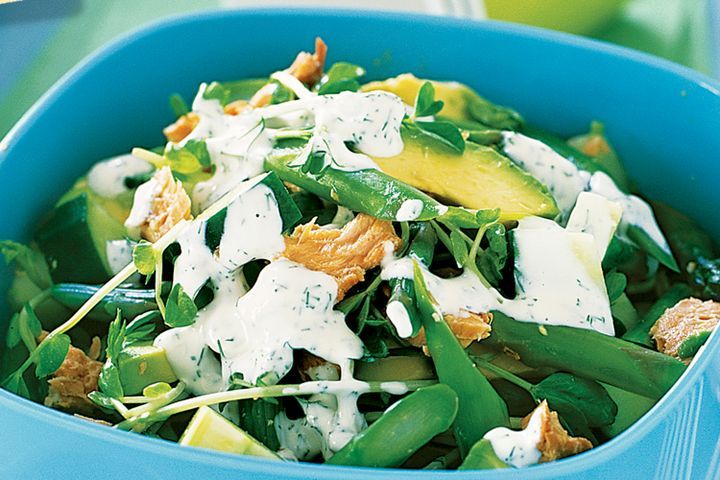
left=502, top=132, right=590, bottom=217
left=484, top=404, right=544, bottom=468
left=274, top=411, right=324, bottom=460
left=566, top=191, right=623, bottom=259
left=385, top=300, right=414, bottom=338
left=589, top=171, right=672, bottom=254
left=124, top=175, right=162, bottom=238
left=381, top=211, right=614, bottom=336
left=87, top=154, right=152, bottom=198
left=395, top=199, right=424, bottom=222
left=105, top=239, right=134, bottom=275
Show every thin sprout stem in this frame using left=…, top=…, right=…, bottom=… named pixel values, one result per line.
left=471, top=355, right=534, bottom=392
left=115, top=380, right=436, bottom=431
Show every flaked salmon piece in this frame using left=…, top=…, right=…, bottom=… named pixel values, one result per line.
left=522, top=401, right=593, bottom=462
left=224, top=99, right=251, bottom=115
left=248, top=37, right=328, bottom=108
left=281, top=213, right=401, bottom=301
left=163, top=112, right=199, bottom=143
left=133, top=166, right=193, bottom=243
left=288, top=37, right=328, bottom=87
left=44, top=337, right=103, bottom=415
left=579, top=135, right=611, bottom=157
left=409, top=311, right=492, bottom=353
left=650, top=297, right=720, bottom=360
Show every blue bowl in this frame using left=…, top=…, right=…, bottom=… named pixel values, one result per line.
left=1, top=9, right=719, bottom=480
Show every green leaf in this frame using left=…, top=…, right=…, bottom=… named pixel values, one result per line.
left=165, top=283, right=198, bottom=328
left=125, top=310, right=160, bottom=345
left=0, top=240, right=52, bottom=289
left=3, top=374, right=30, bottom=398
left=475, top=208, right=500, bottom=225
left=413, top=82, right=444, bottom=118
left=356, top=295, right=372, bottom=334
left=605, top=271, right=628, bottom=303
left=677, top=331, right=712, bottom=359
left=317, top=62, right=365, bottom=95
left=106, top=311, right=127, bottom=360
left=415, top=120, right=465, bottom=154
left=133, top=241, right=158, bottom=276
left=165, top=139, right=212, bottom=174
left=88, top=391, right=116, bottom=410
left=458, top=439, right=510, bottom=470
left=531, top=372, right=618, bottom=429
left=5, top=313, right=21, bottom=349
left=34, top=334, right=71, bottom=378
left=98, top=362, right=124, bottom=399
left=18, top=304, right=42, bottom=351
left=626, top=224, right=679, bottom=273
left=438, top=207, right=483, bottom=229
left=168, top=93, right=190, bottom=117
left=450, top=230, right=469, bottom=267
left=477, top=223, right=507, bottom=286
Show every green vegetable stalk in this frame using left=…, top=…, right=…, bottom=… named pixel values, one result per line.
left=327, top=384, right=458, bottom=468
left=50, top=283, right=157, bottom=321
left=413, top=262, right=510, bottom=457
left=485, top=312, right=685, bottom=400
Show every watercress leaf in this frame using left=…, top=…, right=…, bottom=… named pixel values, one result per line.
left=415, top=120, right=465, bottom=154
left=438, top=207, right=482, bottom=229
left=18, top=304, right=42, bottom=351
left=125, top=310, right=161, bottom=345
left=165, top=283, right=198, bottom=328
left=318, top=78, right=361, bottom=95
left=133, top=241, right=157, bottom=276
left=532, top=372, right=618, bottom=428
left=475, top=208, right=501, bottom=226
left=98, top=362, right=124, bottom=399
left=317, top=62, right=365, bottom=94
left=414, top=81, right=444, bottom=118
left=106, top=311, right=126, bottom=360
left=477, top=223, right=508, bottom=286
left=3, top=374, right=30, bottom=398
left=605, top=271, right=627, bottom=303
left=450, top=230, right=469, bottom=267
left=677, top=331, right=712, bottom=359
left=168, top=93, right=190, bottom=117
left=0, top=240, right=52, bottom=289
left=165, top=139, right=211, bottom=173
left=88, top=391, right=116, bottom=410
left=34, top=334, right=71, bottom=378
left=356, top=295, right=372, bottom=334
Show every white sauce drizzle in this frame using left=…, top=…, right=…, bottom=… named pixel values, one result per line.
left=87, top=154, right=153, bottom=199
left=395, top=199, right=424, bottom=221
left=483, top=405, right=544, bottom=468
left=124, top=175, right=162, bottom=238
left=566, top=191, right=623, bottom=259
left=105, top=239, right=134, bottom=275
left=501, top=132, right=590, bottom=217
left=589, top=171, right=672, bottom=254
left=381, top=213, right=614, bottom=336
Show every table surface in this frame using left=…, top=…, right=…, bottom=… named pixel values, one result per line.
left=0, top=0, right=716, bottom=139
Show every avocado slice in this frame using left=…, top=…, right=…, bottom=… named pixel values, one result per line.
left=372, top=126, right=559, bottom=221
left=117, top=344, right=177, bottom=395
left=35, top=192, right=128, bottom=283
left=180, top=405, right=280, bottom=459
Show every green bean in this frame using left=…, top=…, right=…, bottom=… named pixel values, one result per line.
left=50, top=283, right=157, bottom=321
left=265, top=151, right=447, bottom=222
left=458, top=439, right=509, bottom=470
left=388, top=223, right=437, bottom=336
left=622, top=284, right=693, bottom=347
left=326, top=384, right=458, bottom=468
left=413, top=262, right=510, bottom=457
left=485, top=312, right=685, bottom=400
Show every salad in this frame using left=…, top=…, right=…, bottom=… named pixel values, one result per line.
left=1, top=38, right=719, bottom=471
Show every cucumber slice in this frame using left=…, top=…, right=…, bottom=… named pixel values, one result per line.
left=179, top=405, right=280, bottom=459
left=35, top=192, right=127, bottom=283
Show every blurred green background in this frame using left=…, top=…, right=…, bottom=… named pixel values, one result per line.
left=0, top=0, right=715, bottom=139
